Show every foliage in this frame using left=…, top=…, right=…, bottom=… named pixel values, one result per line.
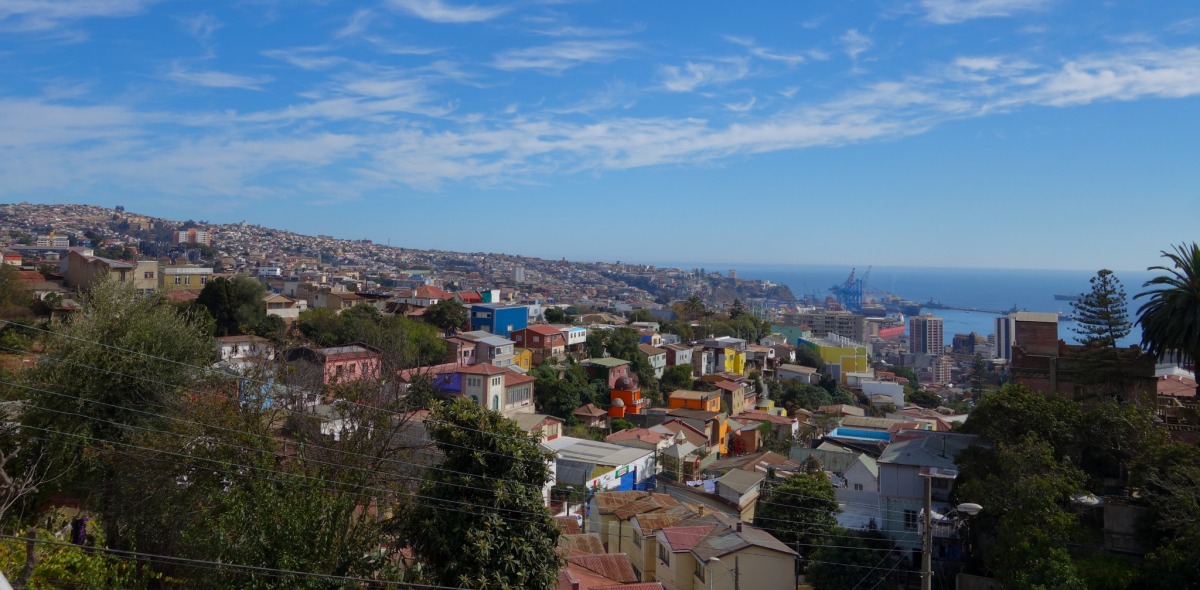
left=543, top=307, right=574, bottom=324
left=905, top=389, right=941, bottom=409
left=794, top=345, right=824, bottom=369
left=18, top=279, right=214, bottom=488
left=769, top=379, right=850, bottom=414
left=1071, top=269, right=1131, bottom=348
left=673, top=295, right=706, bottom=321
left=1073, top=553, right=1141, bottom=590
left=752, top=473, right=839, bottom=564
left=955, top=434, right=1087, bottom=590
left=659, top=364, right=693, bottom=393
left=958, top=384, right=1082, bottom=459
left=969, top=354, right=988, bottom=396
left=1135, top=242, right=1200, bottom=395
left=610, top=418, right=634, bottom=432
left=249, top=313, right=287, bottom=342
left=806, top=526, right=895, bottom=590
left=530, top=363, right=599, bottom=421
left=401, top=398, right=561, bottom=589
left=196, top=275, right=266, bottom=336
left=0, top=264, right=35, bottom=320
left=422, top=298, right=468, bottom=334
left=296, top=305, right=445, bottom=369
left=0, top=528, right=146, bottom=590
left=627, top=308, right=653, bottom=322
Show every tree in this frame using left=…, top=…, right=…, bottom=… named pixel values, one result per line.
left=401, top=398, right=561, bottom=589
left=905, top=389, right=942, bottom=409
left=958, top=383, right=1081, bottom=460
left=806, top=526, right=895, bottom=590
left=675, top=295, right=706, bottom=321
left=660, top=364, right=693, bottom=393
left=752, top=473, right=839, bottom=565
left=1136, top=243, right=1200, bottom=395
left=422, top=298, right=468, bottom=334
left=1071, top=269, right=1131, bottom=348
left=969, top=353, right=988, bottom=397
left=0, top=264, right=34, bottom=319
left=196, top=275, right=266, bottom=336
left=956, top=434, right=1086, bottom=590
left=794, top=345, right=823, bottom=369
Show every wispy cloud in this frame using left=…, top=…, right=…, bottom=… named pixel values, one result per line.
left=659, top=59, right=749, bottom=92
left=493, top=40, right=636, bottom=73
left=0, top=0, right=156, bottom=31
left=7, top=46, right=1200, bottom=199
left=725, top=36, right=806, bottom=66
left=840, top=29, right=872, bottom=60
left=180, top=12, right=221, bottom=41
left=335, top=8, right=373, bottom=38
left=385, top=0, right=507, bottom=24
left=166, top=65, right=272, bottom=90
left=262, top=46, right=347, bottom=70
left=920, top=0, right=1053, bottom=24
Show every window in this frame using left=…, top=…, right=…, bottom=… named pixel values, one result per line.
left=492, top=377, right=501, bottom=387
left=174, top=276, right=182, bottom=285
left=144, top=271, right=154, bottom=279
left=633, top=534, right=642, bottom=548
left=931, top=478, right=950, bottom=489
left=694, top=560, right=706, bottom=582
left=854, top=483, right=864, bottom=491
left=534, top=336, right=541, bottom=345
left=658, top=545, right=669, bottom=566
left=200, top=276, right=208, bottom=284
left=349, top=363, right=357, bottom=374
left=904, top=509, right=919, bottom=531
left=492, top=395, right=500, bottom=411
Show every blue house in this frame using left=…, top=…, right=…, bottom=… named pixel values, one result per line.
left=469, top=303, right=528, bottom=338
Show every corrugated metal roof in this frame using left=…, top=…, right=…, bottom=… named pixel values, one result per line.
left=567, top=554, right=639, bottom=583
left=558, top=533, right=604, bottom=555
left=660, top=525, right=716, bottom=552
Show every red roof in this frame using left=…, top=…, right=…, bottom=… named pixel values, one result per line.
left=457, top=291, right=483, bottom=303
left=415, top=285, right=452, bottom=299
left=1159, top=374, right=1197, bottom=397
left=524, top=325, right=563, bottom=336
left=458, top=364, right=508, bottom=376
left=713, top=380, right=743, bottom=392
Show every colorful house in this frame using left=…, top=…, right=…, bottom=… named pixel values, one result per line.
left=584, top=357, right=631, bottom=389
left=608, top=376, right=648, bottom=419
left=469, top=303, right=528, bottom=338
left=799, top=335, right=869, bottom=383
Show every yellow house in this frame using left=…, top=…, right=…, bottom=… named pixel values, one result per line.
left=511, top=348, right=533, bottom=371
left=691, top=523, right=799, bottom=590
left=159, top=265, right=215, bottom=292
left=722, top=348, right=747, bottom=375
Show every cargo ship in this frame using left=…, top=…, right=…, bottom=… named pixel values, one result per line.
left=1054, top=294, right=1080, bottom=301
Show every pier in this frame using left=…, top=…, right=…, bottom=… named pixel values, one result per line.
left=920, top=300, right=1021, bottom=315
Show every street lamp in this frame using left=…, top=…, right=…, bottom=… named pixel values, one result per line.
left=918, top=468, right=981, bottom=590
left=708, top=556, right=738, bottom=590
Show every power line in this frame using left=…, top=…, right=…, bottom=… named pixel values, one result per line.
left=0, top=532, right=465, bottom=589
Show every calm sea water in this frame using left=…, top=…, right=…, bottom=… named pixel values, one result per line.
left=652, top=263, right=1156, bottom=347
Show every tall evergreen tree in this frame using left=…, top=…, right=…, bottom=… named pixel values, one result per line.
left=1070, top=269, right=1131, bottom=348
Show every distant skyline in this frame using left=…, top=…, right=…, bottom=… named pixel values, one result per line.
left=2, top=1, right=1198, bottom=271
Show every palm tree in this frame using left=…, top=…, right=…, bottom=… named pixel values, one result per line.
left=1135, top=242, right=1200, bottom=395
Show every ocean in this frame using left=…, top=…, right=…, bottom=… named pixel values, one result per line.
left=652, top=263, right=1157, bottom=347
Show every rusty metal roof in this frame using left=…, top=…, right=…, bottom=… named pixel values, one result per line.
left=567, top=554, right=639, bottom=583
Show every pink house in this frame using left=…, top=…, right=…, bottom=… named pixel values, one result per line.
left=285, top=344, right=381, bottom=386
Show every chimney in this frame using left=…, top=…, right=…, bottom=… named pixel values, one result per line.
left=736, top=522, right=742, bottom=533
left=698, top=506, right=705, bottom=516
left=571, top=580, right=580, bottom=590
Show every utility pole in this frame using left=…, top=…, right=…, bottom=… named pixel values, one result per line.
left=921, top=475, right=932, bottom=590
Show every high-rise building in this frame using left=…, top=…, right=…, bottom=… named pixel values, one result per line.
left=908, top=314, right=944, bottom=356
left=995, top=315, right=1015, bottom=361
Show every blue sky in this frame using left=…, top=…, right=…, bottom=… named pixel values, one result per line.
left=2, top=0, right=1198, bottom=271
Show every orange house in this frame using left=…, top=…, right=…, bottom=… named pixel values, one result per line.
left=609, top=376, right=648, bottom=418
left=667, top=389, right=722, bottom=413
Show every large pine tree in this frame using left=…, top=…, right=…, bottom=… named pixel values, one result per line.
left=1071, top=269, right=1131, bottom=348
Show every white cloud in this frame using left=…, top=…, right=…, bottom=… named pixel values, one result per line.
left=920, top=0, right=1053, bottom=24
left=725, top=36, right=805, bottom=66
left=1027, top=48, right=1200, bottom=107
left=166, top=66, right=272, bottom=90
left=840, top=29, right=872, bottom=60
left=0, top=0, right=156, bottom=31
left=334, top=8, right=373, bottom=38
left=493, top=40, right=636, bottom=73
left=262, top=47, right=348, bottom=70
left=181, top=12, right=221, bottom=41
left=724, top=96, right=756, bottom=112
left=659, top=59, right=749, bottom=92
left=385, top=0, right=507, bottom=24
